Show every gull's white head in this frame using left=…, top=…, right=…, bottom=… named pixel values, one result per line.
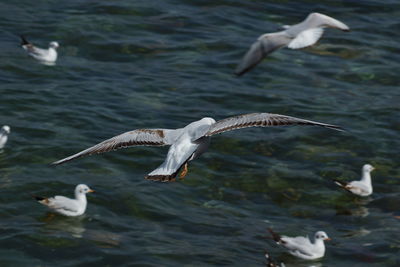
left=1, top=125, right=10, bottom=134
left=363, top=164, right=375, bottom=173
left=49, top=41, right=59, bottom=49
left=314, top=231, right=330, bottom=241
left=75, top=184, right=95, bottom=195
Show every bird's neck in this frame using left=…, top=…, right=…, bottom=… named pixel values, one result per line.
left=314, top=239, right=325, bottom=251
left=75, top=192, right=87, bottom=204
left=361, top=171, right=371, bottom=184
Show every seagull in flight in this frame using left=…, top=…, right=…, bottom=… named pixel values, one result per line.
left=20, top=36, right=59, bottom=63
left=334, top=164, right=375, bottom=196
left=235, top=13, right=350, bottom=76
left=269, top=228, right=331, bottom=260
left=34, top=184, right=94, bottom=216
left=52, top=113, right=343, bottom=182
left=0, top=125, right=10, bottom=149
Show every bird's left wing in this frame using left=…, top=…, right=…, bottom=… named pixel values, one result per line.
left=49, top=196, right=80, bottom=212
left=202, top=113, right=343, bottom=137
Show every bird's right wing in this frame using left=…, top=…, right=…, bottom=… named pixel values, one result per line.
left=203, top=113, right=343, bottom=137
left=52, top=128, right=182, bottom=165
left=235, top=32, right=291, bottom=76
left=305, top=13, right=350, bottom=31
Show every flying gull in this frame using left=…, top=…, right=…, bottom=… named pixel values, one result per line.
left=235, top=12, right=350, bottom=76
left=334, top=164, right=375, bottom=197
left=34, top=184, right=94, bottom=216
left=269, top=228, right=330, bottom=260
left=20, top=36, right=59, bottom=63
left=0, top=125, right=10, bottom=149
left=52, top=113, right=343, bottom=182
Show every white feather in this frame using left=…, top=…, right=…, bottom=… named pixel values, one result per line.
left=288, top=28, right=324, bottom=49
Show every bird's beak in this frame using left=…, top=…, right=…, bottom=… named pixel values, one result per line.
left=88, top=189, right=95, bottom=193
left=324, top=237, right=331, bottom=241
left=372, top=167, right=375, bottom=171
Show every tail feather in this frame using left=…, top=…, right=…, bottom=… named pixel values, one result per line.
left=20, top=35, right=30, bottom=46
left=333, top=179, right=347, bottom=188
left=33, top=195, right=49, bottom=204
left=268, top=228, right=281, bottom=243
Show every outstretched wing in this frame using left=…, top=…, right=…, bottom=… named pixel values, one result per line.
left=203, top=113, right=343, bottom=137
left=52, top=128, right=182, bottom=165
left=235, top=32, right=291, bottom=76
left=304, top=13, right=350, bottom=31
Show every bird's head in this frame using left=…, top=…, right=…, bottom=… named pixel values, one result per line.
left=315, top=231, right=331, bottom=241
left=49, top=41, right=59, bottom=49
left=75, top=184, right=95, bottom=194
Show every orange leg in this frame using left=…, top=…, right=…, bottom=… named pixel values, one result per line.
left=179, top=163, right=188, bottom=179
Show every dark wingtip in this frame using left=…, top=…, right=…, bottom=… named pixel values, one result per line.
left=33, top=195, right=45, bottom=201
left=268, top=228, right=281, bottom=242
left=20, top=35, right=30, bottom=46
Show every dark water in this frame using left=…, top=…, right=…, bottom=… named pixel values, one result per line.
left=0, top=0, right=399, bottom=266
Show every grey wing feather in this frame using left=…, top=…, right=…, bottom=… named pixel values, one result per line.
left=49, top=196, right=79, bottom=212
left=52, top=128, right=181, bottom=165
left=235, top=33, right=291, bottom=76
left=203, top=113, right=343, bottom=137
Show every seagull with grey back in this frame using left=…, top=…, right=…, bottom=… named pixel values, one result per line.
left=34, top=184, right=94, bottom=216
left=269, top=228, right=331, bottom=260
left=20, top=36, right=59, bottom=63
left=334, top=164, right=375, bottom=196
left=0, top=125, right=10, bottom=149
left=52, top=113, right=343, bottom=182
left=235, top=12, right=350, bottom=76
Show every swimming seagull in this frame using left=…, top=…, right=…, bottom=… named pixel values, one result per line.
left=20, top=36, right=59, bottom=63
left=52, top=113, right=343, bottom=182
left=34, top=184, right=94, bottom=216
left=334, top=164, right=375, bottom=197
left=0, top=125, right=10, bottom=149
left=268, top=228, right=330, bottom=260
left=265, top=250, right=285, bottom=267
left=235, top=12, right=350, bottom=76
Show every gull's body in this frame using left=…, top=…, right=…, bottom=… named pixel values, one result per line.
left=235, top=12, right=350, bottom=76
left=34, top=184, right=94, bottom=216
left=20, top=36, right=59, bottom=63
left=269, top=229, right=330, bottom=260
left=52, top=113, right=343, bottom=182
left=0, top=125, right=10, bottom=149
left=334, top=164, right=375, bottom=196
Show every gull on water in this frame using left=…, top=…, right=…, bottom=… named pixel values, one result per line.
left=20, top=36, right=59, bottom=64
left=52, top=113, right=343, bottom=182
left=0, top=125, right=10, bottom=149
left=265, top=250, right=285, bottom=267
left=334, top=164, right=375, bottom=197
left=269, top=228, right=331, bottom=260
left=34, top=184, right=94, bottom=216
left=235, top=12, right=350, bottom=76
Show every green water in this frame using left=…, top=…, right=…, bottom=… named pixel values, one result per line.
left=0, top=0, right=399, bottom=266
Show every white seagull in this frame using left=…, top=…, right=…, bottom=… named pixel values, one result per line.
left=20, top=36, right=59, bottom=63
left=0, top=125, right=10, bottom=149
left=52, top=113, right=342, bottom=182
left=235, top=12, right=350, bottom=76
left=334, top=164, right=375, bottom=197
left=269, top=228, right=331, bottom=260
left=34, top=184, right=94, bottom=216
